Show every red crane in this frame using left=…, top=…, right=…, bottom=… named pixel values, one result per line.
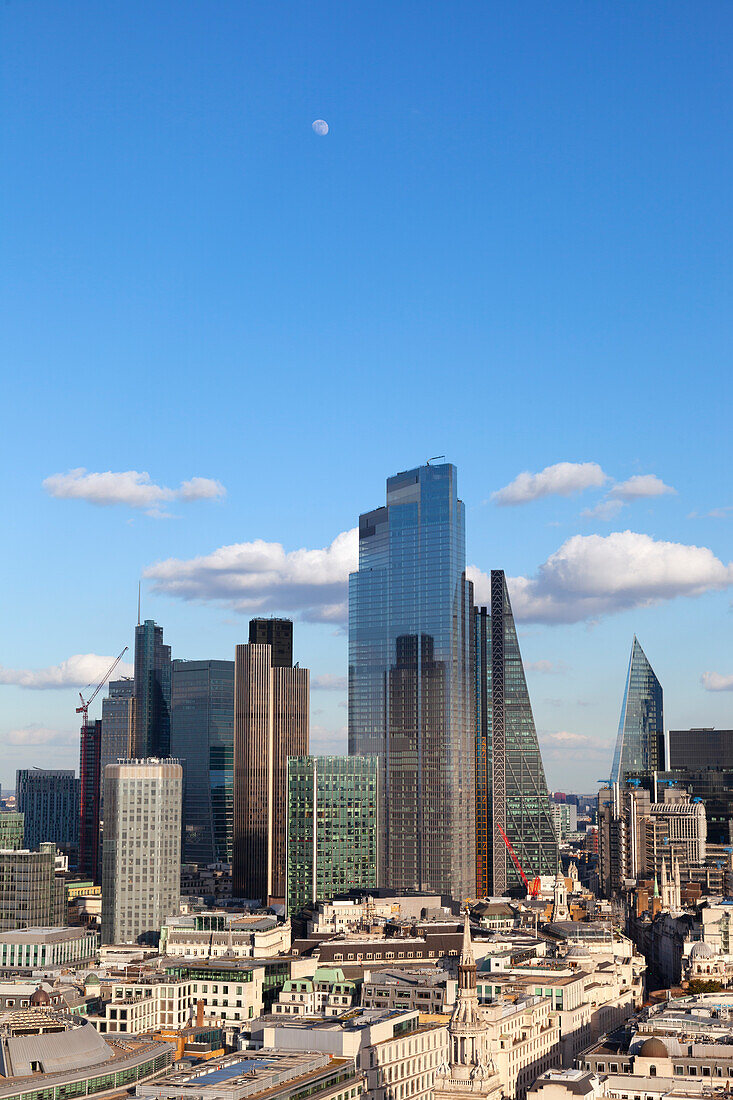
left=496, top=823, right=541, bottom=898
left=76, top=647, right=129, bottom=726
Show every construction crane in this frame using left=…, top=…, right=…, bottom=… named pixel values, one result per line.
left=496, top=823, right=541, bottom=898
left=76, top=647, right=128, bottom=726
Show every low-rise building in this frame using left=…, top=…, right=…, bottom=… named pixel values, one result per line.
left=273, top=968, right=358, bottom=1017
left=0, top=927, right=97, bottom=975
left=361, top=967, right=455, bottom=1013
left=161, top=913, right=291, bottom=958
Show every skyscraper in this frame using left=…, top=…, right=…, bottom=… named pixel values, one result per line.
left=610, top=637, right=664, bottom=785
left=16, top=770, right=80, bottom=855
left=101, top=758, right=182, bottom=945
left=132, top=620, right=171, bottom=759
left=248, top=619, right=293, bottom=668
left=286, top=754, right=378, bottom=916
left=232, top=626, right=309, bottom=904
left=79, top=720, right=102, bottom=881
left=170, top=659, right=235, bottom=865
left=474, top=572, right=558, bottom=896
left=0, top=845, right=66, bottom=932
left=348, top=462, right=475, bottom=899
left=100, top=678, right=134, bottom=778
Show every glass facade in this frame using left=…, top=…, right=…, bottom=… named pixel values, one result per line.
left=79, top=720, right=102, bottom=881
left=170, top=659, right=235, bottom=865
left=100, top=678, right=134, bottom=778
left=348, top=463, right=474, bottom=898
left=16, top=769, right=80, bottom=854
left=474, top=572, right=558, bottom=895
left=0, top=813, right=24, bottom=851
left=610, top=636, right=664, bottom=785
left=286, top=755, right=378, bottom=916
left=132, top=620, right=171, bottom=759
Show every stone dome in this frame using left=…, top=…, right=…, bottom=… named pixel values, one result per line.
left=690, top=941, right=716, bottom=959
left=639, top=1038, right=668, bottom=1058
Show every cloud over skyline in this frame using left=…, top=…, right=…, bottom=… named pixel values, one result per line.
left=43, top=468, right=225, bottom=514
left=492, top=462, right=608, bottom=506
left=0, top=653, right=134, bottom=690
left=469, top=530, right=733, bottom=624
left=609, top=474, right=676, bottom=500
left=701, top=671, right=733, bottom=692
left=145, top=528, right=358, bottom=623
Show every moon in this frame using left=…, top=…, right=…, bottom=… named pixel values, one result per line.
left=312, top=119, right=329, bottom=136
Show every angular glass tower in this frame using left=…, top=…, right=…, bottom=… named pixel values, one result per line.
left=132, top=619, right=171, bottom=759
left=474, top=571, right=558, bottom=896
left=170, top=659, right=235, bottom=866
left=348, top=463, right=475, bottom=899
left=610, top=636, right=664, bottom=785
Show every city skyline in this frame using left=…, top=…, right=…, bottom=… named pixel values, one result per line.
left=3, top=4, right=733, bottom=791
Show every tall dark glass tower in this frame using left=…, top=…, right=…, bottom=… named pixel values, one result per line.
left=170, top=659, right=235, bottom=865
left=474, top=572, right=557, bottom=896
left=132, top=619, right=171, bottom=758
left=79, top=720, right=102, bottom=882
left=348, top=463, right=475, bottom=899
left=100, top=678, right=134, bottom=777
left=610, top=636, right=664, bottom=785
left=248, top=619, right=293, bottom=668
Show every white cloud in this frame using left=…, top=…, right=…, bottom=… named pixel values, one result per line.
left=4, top=724, right=76, bottom=746
left=43, top=468, right=225, bottom=514
left=539, top=730, right=612, bottom=765
left=701, top=671, right=733, bottom=692
left=310, top=724, right=348, bottom=754
left=581, top=499, right=625, bottom=522
left=312, top=674, right=348, bottom=691
left=468, top=530, right=733, bottom=624
left=145, top=528, right=358, bottom=623
left=609, top=474, right=676, bottom=501
left=0, top=654, right=134, bottom=690
left=525, top=660, right=567, bottom=674
left=492, top=462, right=608, bottom=506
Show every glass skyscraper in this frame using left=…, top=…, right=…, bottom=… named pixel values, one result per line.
left=286, top=755, right=378, bottom=916
left=610, top=636, right=664, bottom=785
left=132, top=619, right=171, bottom=759
left=170, top=659, right=235, bottom=866
left=474, top=571, right=557, bottom=895
left=100, top=678, right=134, bottom=778
left=348, top=462, right=474, bottom=899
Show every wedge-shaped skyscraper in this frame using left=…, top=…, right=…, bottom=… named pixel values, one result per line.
left=610, top=636, right=664, bottom=785
left=474, top=571, right=557, bottom=896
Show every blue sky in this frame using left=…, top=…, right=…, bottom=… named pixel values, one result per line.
left=2, top=1, right=732, bottom=791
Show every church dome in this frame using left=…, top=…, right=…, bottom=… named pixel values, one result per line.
left=690, top=941, right=716, bottom=959
left=639, top=1038, right=668, bottom=1058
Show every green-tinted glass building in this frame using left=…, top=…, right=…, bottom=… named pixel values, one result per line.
left=286, top=755, right=378, bottom=916
left=474, top=571, right=558, bottom=896
left=0, top=814, right=24, bottom=851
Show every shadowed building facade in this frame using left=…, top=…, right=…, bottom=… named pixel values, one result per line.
left=348, top=462, right=475, bottom=899
left=170, top=659, right=235, bottom=866
left=100, top=678, right=134, bottom=779
left=79, top=720, right=102, bottom=881
left=132, top=620, right=171, bottom=759
left=232, top=629, right=308, bottom=904
left=474, top=571, right=557, bottom=896
left=610, top=636, right=664, bottom=785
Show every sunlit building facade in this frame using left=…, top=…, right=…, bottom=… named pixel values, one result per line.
left=348, top=462, right=475, bottom=899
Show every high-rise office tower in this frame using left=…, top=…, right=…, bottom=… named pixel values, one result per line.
left=100, top=678, right=135, bottom=778
left=348, top=463, right=475, bottom=898
left=170, top=659, right=235, bottom=865
left=79, top=720, right=102, bottom=881
left=0, top=814, right=24, bottom=851
left=286, top=755, right=378, bottom=916
left=610, top=637, right=664, bottom=785
left=248, top=619, right=293, bottom=668
left=474, top=572, right=558, bottom=896
left=16, top=770, right=80, bottom=854
left=132, top=620, right=171, bottom=758
left=0, top=844, right=66, bottom=932
left=232, top=626, right=309, bottom=904
left=101, top=758, right=182, bottom=945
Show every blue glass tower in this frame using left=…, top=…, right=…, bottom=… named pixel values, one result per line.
left=610, top=636, right=664, bottom=785
left=348, top=463, right=475, bottom=899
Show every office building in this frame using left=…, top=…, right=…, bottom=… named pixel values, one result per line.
left=171, top=659, right=235, bottom=865
left=249, top=618, right=294, bottom=668
left=232, top=631, right=308, bottom=903
left=16, top=769, right=80, bottom=854
left=550, top=801, right=578, bottom=841
left=474, top=572, right=558, bottom=896
left=668, top=728, right=733, bottom=770
left=0, top=926, right=97, bottom=974
left=101, top=758, right=182, bottom=945
left=610, top=636, right=664, bottom=785
left=0, top=844, right=66, bottom=931
left=79, top=720, right=102, bottom=881
left=286, top=755, right=378, bottom=916
left=100, top=678, right=134, bottom=778
left=0, top=814, right=24, bottom=851
left=348, top=462, right=474, bottom=899
left=132, top=619, right=171, bottom=758
left=138, top=1050, right=361, bottom=1100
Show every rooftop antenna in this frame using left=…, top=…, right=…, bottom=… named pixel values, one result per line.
left=137, top=581, right=141, bottom=627
left=426, top=455, right=445, bottom=465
